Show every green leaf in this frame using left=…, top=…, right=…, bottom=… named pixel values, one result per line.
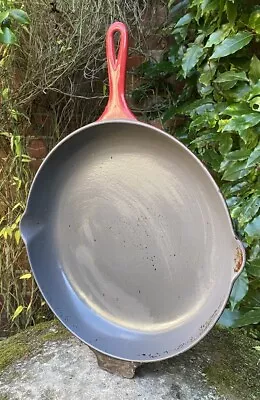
left=191, top=132, right=218, bottom=146
left=0, top=10, right=9, bottom=23
left=245, top=215, right=260, bottom=238
left=223, top=181, right=248, bottom=196
left=175, top=13, right=192, bottom=28
left=219, top=133, right=232, bottom=155
left=182, top=44, right=204, bottom=77
left=175, top=98, right=214, bottom=116
left=210, top=31, right=253, bottom=59
left=248, top=10, right=260, bottom=34
left=226, top=1, right=237, bottom=24
left=239, top=196, right=260, bottom=226
left=14, top=229, right=20, bottom=244
left=222, top=103, right=251, bottom=116
left=247, top=259, right=260, bottom=278
left=222, top=160, right=250, bottom=181
left=233, top=308, right=260, bottom=327
left=189, top=115, right=210, bottom=131
left=11, top=305, right=24, bottom=321
left=248, top=81, right=260, bottom=99
left=9, top=9, right=30, bottom=25
left=201, top=0, right=219, bottom=14
left=0, top=26, right=16, bottom=44
left=246, top=143, right=260, bottom=168
left=225, top=82, right=251, bottom=102
left=214, top=71, right=248, bottom=83
left=239, top=128, right=259, bottom=146
left=249, top=55, right=260, bottom=84
left=205, top=26, right=230, bottom=47
left=19, top=273, right=32, bottom=279
left=199, top=61, right=217, bottom=85
left=249, top=96, right=260, bottom=112
left=230, top=270, right=249, bottom=310
left=218, top=309, right=242, bottom=327
left=225, top=149, right=251, bottom=161
left=223, top=113, right=260, bottom=134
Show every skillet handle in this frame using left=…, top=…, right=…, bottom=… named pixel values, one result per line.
left=98, top=22, right=137, bottom=121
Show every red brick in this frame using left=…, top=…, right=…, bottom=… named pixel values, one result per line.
left=150, top=119, right=163, bottom=130
left=127, top=55, right=145, bottom=70
left=126, top=74, right=143, bottom=92
left=30, top=159, right=43, bottom=173
left=27, top=138, right=47, bottom=159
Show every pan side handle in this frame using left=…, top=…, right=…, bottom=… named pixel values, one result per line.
left=232, top=238, right=246, bottom=282
left=98, top=22, right=137, bottom=121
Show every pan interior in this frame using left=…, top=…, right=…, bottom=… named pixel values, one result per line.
left=43, top=122, right=232, bottom=333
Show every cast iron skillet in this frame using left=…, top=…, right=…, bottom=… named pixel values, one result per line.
left=20, top=22, right=245, bottom=362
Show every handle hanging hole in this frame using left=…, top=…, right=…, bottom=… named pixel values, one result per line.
left=113, top=31, right=121, bottom=64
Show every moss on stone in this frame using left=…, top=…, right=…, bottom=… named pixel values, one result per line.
left=0, top=320, right=71, bottom=372
left=200, top=327, right=260, bottom=400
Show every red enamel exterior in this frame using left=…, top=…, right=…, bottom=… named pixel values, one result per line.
left=98, top=22, right=136, bottom=121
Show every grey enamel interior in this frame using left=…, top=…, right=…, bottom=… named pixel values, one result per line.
left=21, top=121, right=240, bottom=362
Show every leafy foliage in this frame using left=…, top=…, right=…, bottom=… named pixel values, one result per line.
left=134, top=0, right=260, bottom=334
left=0, top=1, right=29, bottom=44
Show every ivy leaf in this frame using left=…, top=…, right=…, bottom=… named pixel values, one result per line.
left=249, top=55, right=260, bottom=84
left=248, top=10, right=260, bottom=34
left=11, top=305, right=24, bottom=321
left=225, top=149, right=251, bottom=161
left=226, top=1, right=237, bottom=24
left=222, top=160, right=250, bottom=181
left=210, top=31, right=253, bottom=59
left=214, top=71, right=248, bottom=83
left=239, top=196, right=260, bottom=226
left=223, top=113, right=260, bottom=134
left=205, top=26, right=230, bottom=47
left=219, top=133, right=232, bottom=155
left=246, top=143, right=260, bottom=168
left=0, top=26, right=17, bottom=44
left=175, top=13, right=192, bottom=28
left=182, top=44, right=204, bottom=77
left=9, top=9, right=30, bottom=25
left=245, top=215, right=260, bottom=239
left=230, top=270, right=249, bottom=311
left=233, top=308, right=260, bottom=327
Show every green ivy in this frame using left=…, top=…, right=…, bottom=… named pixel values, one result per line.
left=134, top=0, right=260, bottom=333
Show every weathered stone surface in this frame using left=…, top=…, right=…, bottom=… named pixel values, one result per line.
left=0, top=321, right=259, bottom=400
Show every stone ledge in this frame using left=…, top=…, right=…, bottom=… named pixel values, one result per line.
left=0, top=321, right=259, bottom=400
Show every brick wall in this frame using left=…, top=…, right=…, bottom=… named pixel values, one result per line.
left=28, top=1, right=168, bottom=171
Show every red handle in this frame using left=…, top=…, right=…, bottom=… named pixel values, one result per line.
left=98, top=22, right=136, bottom=121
